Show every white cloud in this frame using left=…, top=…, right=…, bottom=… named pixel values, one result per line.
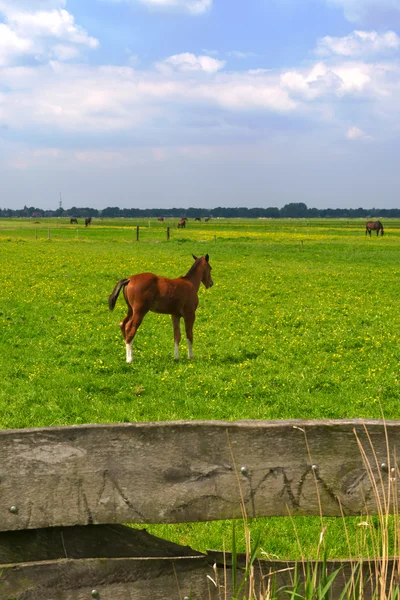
left=200, top=77, right=297, bottom=111
left=159, top=52, right=225, bottom=72
left=52, top=44, right=80, bottom=60
left=0, top=23, right=33, bottom=66
left=316, top=30, right=400, bottom=57
left=346, top=126, right=374, bottom=139
left=5, top=8, right=99, bottom=48
left=324, top=0, right=400, bottom=22
left=281, top=60, right=373, bottom=99
left=0, top=1, right=98, bottom=66
left=111, top=0, right=212, bottom=14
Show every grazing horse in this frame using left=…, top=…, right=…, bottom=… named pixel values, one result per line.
left=85, top=217, right=92, bottom=227
left=109, top=254, right=213, bottom=363
left=366, top=220, right=384, bottom=237
left=70, top=218, right=78, bottom=224
left=157, top=217, right=165, bottom=222
left=195, top=217, right=201, bottom=222
left=177, top=218, right=186, bottom=229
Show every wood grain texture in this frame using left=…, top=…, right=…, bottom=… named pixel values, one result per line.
left=0, top=556, right=215, bottom=600
left=1, top=555, right=398, bottom=600
left=0, top=419, right=399, bottom=531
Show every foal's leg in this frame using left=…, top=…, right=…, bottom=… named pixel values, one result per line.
left=183, top=312, right=195, bottom=359
left=171, top=315, right=181, bottom=360
left=124, top=308, right=146, bottom=363
left=120, top=305, right=133, bottom=339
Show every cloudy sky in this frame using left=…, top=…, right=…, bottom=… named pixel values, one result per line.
left=1, top=0, right=400, bottom=210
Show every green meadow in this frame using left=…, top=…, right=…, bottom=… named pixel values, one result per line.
left=1, top=217, right=399, bottom=559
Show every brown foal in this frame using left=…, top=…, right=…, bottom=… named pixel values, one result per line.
left=108, top=254, right=213, bottom=363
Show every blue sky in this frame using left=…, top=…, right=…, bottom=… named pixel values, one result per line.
left=1, top=0, right=400, bottom=210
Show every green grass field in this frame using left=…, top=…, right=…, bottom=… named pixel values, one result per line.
left=1, top=216, right=399, bottom=559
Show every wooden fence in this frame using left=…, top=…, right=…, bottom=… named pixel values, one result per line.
left=0, top=419, right=399, bottom=599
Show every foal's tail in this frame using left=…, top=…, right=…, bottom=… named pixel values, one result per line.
left=108, top=278, right=130, bottom=311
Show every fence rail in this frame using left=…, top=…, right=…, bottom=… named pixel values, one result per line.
left=0, top=419, right=399, bottom=599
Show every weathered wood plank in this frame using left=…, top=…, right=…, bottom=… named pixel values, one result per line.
left=1, top=555, right=398, bottom=600
left=0, top=556, right=216, bottom=600
left=0, top=419, right=399, bottom=530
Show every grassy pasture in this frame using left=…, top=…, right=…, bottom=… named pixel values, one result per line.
left=1, top=216, right=400, bottom=559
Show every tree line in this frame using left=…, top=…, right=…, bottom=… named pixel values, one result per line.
left=1, top=202, right=399, bottom=219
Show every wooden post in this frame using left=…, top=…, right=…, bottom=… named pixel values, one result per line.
left=136, top=226, right=139, bottom=241
left=167, top=227, right=170, bottom=241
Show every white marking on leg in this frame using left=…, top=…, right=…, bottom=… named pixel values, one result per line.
left=187, top=339, right=193, bottom=359
left=174, top=342, right=179, bottom=360
left=126, top=343, right=133, bottom=363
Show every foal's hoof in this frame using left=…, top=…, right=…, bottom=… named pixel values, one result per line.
left=126, top=358, right=133, bottom=364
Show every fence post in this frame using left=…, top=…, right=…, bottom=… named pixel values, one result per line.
left=136, top=226, right=139, bottom=241
left=167, top=227, right=170, bottom=241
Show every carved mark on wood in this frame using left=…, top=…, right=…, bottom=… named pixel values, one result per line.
left=96, top=470, right=146, bottom=521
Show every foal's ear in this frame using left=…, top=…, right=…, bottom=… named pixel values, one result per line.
left=192, top=254, right=198, bottom=260
left=205, top=254, right=209, bottom=262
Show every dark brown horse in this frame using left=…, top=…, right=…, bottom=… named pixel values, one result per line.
left=157, top=217, right=165, bottom=222
left=366, top=220, right=384, bottom=237
left=70, top=218, right=78, bottom=224
left=109, top=255, right=213, bottom=363
left=85, top=217, right=92, bottom=227
left=177, top=218, right=186, bottom=229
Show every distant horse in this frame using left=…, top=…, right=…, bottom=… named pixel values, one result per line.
left=205, top=217, right=210, bottom=222
left=109, top=254, right=213, bottom=363
left=195, top=217, right=201, bottom=222
left=157, top=217, right=165, bottom=222
left=366, top=220, right=384, bottom=237
left=177, top=218, right=186, bottom=229
left=70, top=218, right=78, bottom=224
left=85, top=217, right=92, bottom=227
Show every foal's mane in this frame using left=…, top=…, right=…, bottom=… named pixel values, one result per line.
left=182, top=257, right=202, bottom=279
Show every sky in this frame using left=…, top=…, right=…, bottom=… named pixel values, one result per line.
left=1, top=0, right=400, bottom=210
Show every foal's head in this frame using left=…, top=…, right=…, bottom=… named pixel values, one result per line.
left=192, top=254, right=213, bottom=289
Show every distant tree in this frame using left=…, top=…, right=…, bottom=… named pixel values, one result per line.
left=280, top=203, right=308, bottom=218
left=101, top=207, right=120, bottom=217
